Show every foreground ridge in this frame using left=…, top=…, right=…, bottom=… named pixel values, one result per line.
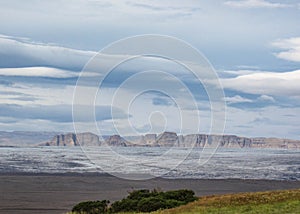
left=156, top=189, right=300, bottom=214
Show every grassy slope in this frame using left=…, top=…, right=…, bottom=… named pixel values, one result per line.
left=68, top=189, right=300, bottom=214
left=154, top=189, right=300, bottom=214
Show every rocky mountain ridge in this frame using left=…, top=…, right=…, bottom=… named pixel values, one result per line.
left=45, top=132, right=100, bottom=146
left=44, top=131, right=300, bottom=149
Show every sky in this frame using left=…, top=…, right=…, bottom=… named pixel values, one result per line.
left=0, top=0, right=299, bottom=139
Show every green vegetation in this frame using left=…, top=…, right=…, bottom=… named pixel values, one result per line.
left=71, top=189, right=197, bottom=213
left=72, top=200, right=109, bottom=214
left=155, top=189, right=300, bottom=214
left=70, top=189, right=300, bottom=214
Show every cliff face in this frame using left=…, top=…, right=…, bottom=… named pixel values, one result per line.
left=251, top=137, right=300, bottom=149
left=104, top=135, right=127, bottom=146
left=125, top=134, right=157, bottom=146
left=179, top=134, right=207, bottom=147
left=157, top=132, right=178, bottom=147
left=43, top=132, right=300, bottom=149
left=144, top=134, right=157, bottom=146
left=46, top=132, right=100, bottom=146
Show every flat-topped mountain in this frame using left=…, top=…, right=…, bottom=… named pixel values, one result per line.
left=42, top=131, right=300, bottom=149
left=45, top=132, right=100, bottom=146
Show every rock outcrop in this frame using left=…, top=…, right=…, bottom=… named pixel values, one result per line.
left=251, top=137, right=300, bottom=149
left=157, top=132, right=179, bottom=147
left=179, top=134, right=207, bottom=147
left=45, top=132, right=100, bottom=146
left=104, top=135, right=127, bottom=146
left=143, top=134, right=157, bottom=146
left=42, top=131, right=300, bottom=149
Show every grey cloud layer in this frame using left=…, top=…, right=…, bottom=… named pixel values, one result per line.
left=0, top=35, right=95, bottom=70
left=0, top=0, right=299, bottom=138
left=224, top=0, right=291, bottom=8
left=0, top=104, right=128, bottom=123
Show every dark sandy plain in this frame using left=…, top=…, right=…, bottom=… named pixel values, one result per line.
left=0, top=173, right=300, bottom=214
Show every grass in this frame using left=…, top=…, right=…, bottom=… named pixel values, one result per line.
left=68, top=189, right=300, bottom=214
left=154, top=189, right=300, bottom=214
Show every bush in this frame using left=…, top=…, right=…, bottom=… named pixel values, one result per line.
left=72, top=189, right=197, bottom=213
left=110, top=189, right=197, bottom=213
left=71, top=200, right=109, bottom=214
left=137, top=196, right=166, bottom=212
left=127, top=189, right=153, bottom=200
left=109, top=198, right=138, bottom=213
left=163, top=189, right=197, bottom=203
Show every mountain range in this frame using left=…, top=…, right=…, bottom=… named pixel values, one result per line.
left=0, top=131, right=299, bottom=149
left=43, top=131, right=300, bottom=149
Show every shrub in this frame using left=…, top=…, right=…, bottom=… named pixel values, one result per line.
left=163, top=189, right=197, bottom=203
left=72, top=189, right=197, bottom=213
left=127, top=189, right=154, bottom=200
left=71, top=200, right=109, bottom=214
left=109, top=198, right=138, bottom=213
left=137, top=196, right=166, bottom=212
left=110, top=189, right=197, bottom=213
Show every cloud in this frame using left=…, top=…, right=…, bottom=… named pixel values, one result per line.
left=152, top=97, right=175, bottom=106
left=272, top=37, right=300, bottom=62
left=0, top=90, right=37, bottom=102
left=0, top=79, right=14, bottom=86
left=250, top=116, right=271, bottom=125
left=0, top=90, right=39, bottom=103
left=224, top=95, right=253, bottom=104
left=222, top=69, right=262, bottom=77
left=224, top=0, right=290, bottom=8
left=224, top=105, right=300, bottom=139
left=0, top=34, right=96, bottom=70
left=221, top=70, right=300, bottom=97
left=258, top=94, right=275, bottom=102
left=0, top=104, right=128, bottom=123
left=223, top=94, right=276, bottom=108
left=0, top=2, right=299, bottom=139
left=127, top=1, right=201, bottom=18
left=0, top=67, right=79, bottom=78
